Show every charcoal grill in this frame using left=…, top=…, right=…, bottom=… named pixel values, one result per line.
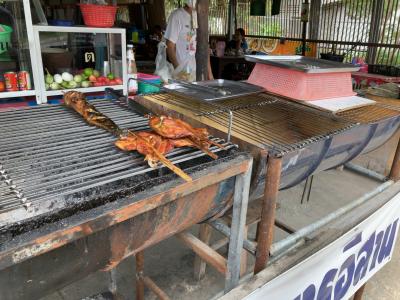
left=134, top=91, right=400, bottom=273
left=135, top=92, right=400, bottom=189
left=0, top=99, right=252, bottom=299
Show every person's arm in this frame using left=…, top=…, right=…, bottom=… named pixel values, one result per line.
left=164, top=11, right=180, bottom=69
left=166, top=40, right=179, bottom=68
left=208, top=48, right=214, bottom=80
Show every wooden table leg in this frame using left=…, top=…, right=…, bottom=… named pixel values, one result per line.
left=240, top=225, right=248, bottom=277
left=254, top=156, right=282, bottom=274
left=389, top=136, right=400, bottom=181
left=193, top=223, right=212, bottom=280
left=353, top=283, right=366, bottom=300
left=136, top=251, right=145, bottom=300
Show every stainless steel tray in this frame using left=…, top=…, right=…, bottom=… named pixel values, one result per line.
left=244, top=55, right=360, bottom=73
left=164, top=79, right=264, bottom=101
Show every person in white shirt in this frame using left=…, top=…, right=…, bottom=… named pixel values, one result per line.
left=164, top=0, right=213, bottom=81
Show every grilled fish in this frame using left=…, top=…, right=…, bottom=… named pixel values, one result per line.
left=64, top=91, right=121, bottom=135
left=148, top=115, right=221, bottom=159
left=116, top=131, right=192, bottom=182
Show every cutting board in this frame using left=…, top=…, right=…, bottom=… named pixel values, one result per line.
left=301, top=95, right=376, bottom=113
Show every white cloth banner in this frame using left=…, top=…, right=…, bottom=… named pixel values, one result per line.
left=245, top=192, right=400, bottom=300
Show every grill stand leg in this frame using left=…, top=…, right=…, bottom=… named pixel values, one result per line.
left=224, top=162, right=252, bottom=293
left=109, top=268, right=118, bottom=298
left=135, top=252, right=145, bottom=300
left=135, top=251, right=171, bottom=300
left=254, top=156, right=282, bottom=274
left=193, top=223, right=212, bottom=280
left=389, top=136, right=400, bottom=181
left=240, top=226, right=248, bottom=277
left=353, top=283, right=366, bottom=300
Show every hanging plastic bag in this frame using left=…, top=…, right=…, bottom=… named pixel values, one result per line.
left=154, top=41, right=174, bottom=83
left=172, top=54, right=196, bottom=82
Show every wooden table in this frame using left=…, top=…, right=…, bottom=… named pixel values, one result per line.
left=352, top=72, right=400, bottom=89
left=210, top=55, right=255, bottom=80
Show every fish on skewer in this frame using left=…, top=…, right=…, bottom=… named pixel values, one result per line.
left=115, top=131, right=174, bottom=167
left=148, top=115, right=223, bottom=159
left=63, top=91, right=192, bottom=182
left=64, top=91, right=122, bottom=135
left=115, top=132, right=207, bottom=179
left=117, top=130, right=192, bottom=182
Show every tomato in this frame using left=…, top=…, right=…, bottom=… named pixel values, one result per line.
left=114, top=78, right=123, bottom=85
left=93, top=82, right=103, bottom=87
left=97, top=76, right=107, bottom=83
left=0, top=81, right=5, bottom=92
left=89, top=75, right=97, bottom=82
left=109, top=79, right=117, bottom=85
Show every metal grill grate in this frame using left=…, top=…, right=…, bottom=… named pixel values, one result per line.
left=337, top=104, right=400, bottom=123
left=141, top=93, right=357, bottom=154
left=0, top=100, right=232, bottom=228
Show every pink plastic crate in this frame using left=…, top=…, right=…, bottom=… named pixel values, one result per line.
left=247, top=64, right=356, bottom=101
left=137, top=73, right=161, bottom=80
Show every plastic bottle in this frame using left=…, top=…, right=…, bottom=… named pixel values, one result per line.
left=127, top=44, right=138, bottom=95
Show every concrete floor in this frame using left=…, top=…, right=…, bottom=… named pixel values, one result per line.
left=39, top=162, right=400, bottom=300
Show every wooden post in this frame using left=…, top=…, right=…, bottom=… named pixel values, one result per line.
left=308, top=0, right=321, bottom=41
left=366, top=0, right=384, bottom=64
left=389, top=137, right=400, bottom=181
left=196, top=0, right=209, bottom=81
left=135, top=252, right=145, bottom=300
left=193, top=223, right=212, bottom=280
left=254, top=156, right=282, bottom=274
left=227, top=0, right=234, bottom=41
left=301, top=0, right=309, bottom=56
left=353, top=284, right=366, bottom=300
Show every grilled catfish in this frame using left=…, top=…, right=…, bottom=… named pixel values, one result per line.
left=63, top=91, right=121, bottom=135
left=115, top=131, right=174, bottom=167
left=148, top=115, right=222, bottom=159
left=116, top=131, right=192, bottom=182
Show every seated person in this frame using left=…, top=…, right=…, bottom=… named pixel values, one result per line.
left=227, top=28, right=248, bottom=53
left=151, top=25, right=163, bottom=42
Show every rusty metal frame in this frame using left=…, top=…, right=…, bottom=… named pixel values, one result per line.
left=133, top=156, right=253, bottom=298
left=254, top=154, right=282, bottom=274
left=0, top=154, right=253, bottom=300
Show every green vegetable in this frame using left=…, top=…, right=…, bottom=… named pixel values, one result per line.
left=74, top=74, right=83, bottom=83
left=62, top=72, right=73, bottom=82
left=61, top=81, right=70, bottom=89
left=69, top=81, right=77, bottom=89
left=50, top=82, right=59, bottom=90
left=93, top=70, right=100, bottom=78
left=107, top=73, right=115, bottom=80
left=45, top=83, right=50, bottom=90
left=81, top=80, right=90, bottom=88
left=84, top=68, right=93, bottom=76
left=45, top=69, right=54, bottom=84
left=54, top=74, right=63, bottom=84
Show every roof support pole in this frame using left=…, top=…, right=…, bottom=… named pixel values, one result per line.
left=196, top=0, right=210, bottom=81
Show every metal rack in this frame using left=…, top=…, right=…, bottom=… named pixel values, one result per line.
left=1, top=0, right=127, bottom=104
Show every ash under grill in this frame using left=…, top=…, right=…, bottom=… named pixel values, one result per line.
left=140, top=93, right=356, bottom=155
left=0, top=100, right=233, bottom=232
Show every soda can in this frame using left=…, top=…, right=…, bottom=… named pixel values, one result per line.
left=4, top=72, right=18, bottom=92
left=18, top=71, right=32, bottom=90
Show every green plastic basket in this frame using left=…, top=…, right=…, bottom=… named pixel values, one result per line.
left=0, top=25, right=12, bottom=55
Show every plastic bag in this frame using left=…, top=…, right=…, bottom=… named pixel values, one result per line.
left=172, top=55, right=196, bottom=82
left=154, top=41, right=174, bottom=83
